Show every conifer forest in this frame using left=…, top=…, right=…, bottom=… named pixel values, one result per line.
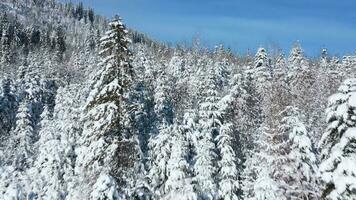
left=0, top=0, right=356, bottom=200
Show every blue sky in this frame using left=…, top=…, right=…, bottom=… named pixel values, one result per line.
left=63, top=0, right=356, bottom=56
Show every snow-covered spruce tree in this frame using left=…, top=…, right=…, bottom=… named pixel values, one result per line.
left=287, top=43, right=308, bottom=90
left=242, top=126, right=284, bottom=200
left=253, top=47, right=271, bottom=85
left=278, top=106, right=319, bottom=199
left=288, top=42, right=305, bottom=70
left=148, top=124, right=173, bottom=198
left=132, top=45, right=156, bottom=87
left=251, top=48, right=272, bottom=122
left=0, top=78, right=17, bottom=144
left=254, top=47, right=269, bottom=69
left=253, top=165, right=280, bottom=200
left=55, top=26, right=66, bottom=62
left=76, top=16, right=136, bottom=199
left=212, top=45, right=231, bottom=89
left=216, top=123, right=240, bottom=200
left=340, top=56, right=356, bottom=78
left=17, top=61, right=44, bottom=122
left=245, top=107, right=318, bottom=200
left=148, top=65, right=176, bottom=198
left=126, top=75, right=155, bottom=199
left=273, top=52, right=287, bottom=79
left=319, top=78, right=356, bottom=200
left=31, top=106, right=65, bottom=200
left=320, top=48, right=329, bottom=69
left=168, top=50, right=185, bottom=79
left=195, top=67, right=220, bottom=199
left=48, top=86, right=85, bottom=200
left=236, top=70, right=263, bottom=155
left=7, top=99, right=35, bottom=171
left=168, top=50, right=192, bottom=114
left=1, top=21, right=12, bottom=66
left=164, top=123, right=197, bottom=200
left=215, top=75, right=242, bottom=200
left=287, top=44, right=318, bottom=127
left=218, top=73, right=249, bottom=185
left=153, top=69, right=173, bottom=125
left=129, top=45, right=158, bottom=199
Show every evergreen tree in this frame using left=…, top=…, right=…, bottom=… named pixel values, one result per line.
left=91, top=173, right=122, bottom=200
left=154, top=69, right=173, bottom=125
left=148, top=67, right=175, bottom=198
left=195, top=67, right=220, bottom=199
left=148, top=124, right=173, bottom=198
left=55, top=26, right=66, bottom=62
left=8, top=100, right=35, bottom=171
left=278, top=106, right=319, bottom=199
left=31, top=106, right=65, bottom=199
left=164, top=123, right=197, bottom=200
left=76, top=16, right=135, bottom=198
left=242, top=126, right=284, bottom=200
left=251, top=48, right=272, bottom=98
left=319, top=78, right=356, bottom=200
left=216, top=123, right=240, bottom=200
left=0, top=78, right=17, bottom=144
left=1, top=23, right=12, bottom=66
left=288, top=42, right=305, bottom=69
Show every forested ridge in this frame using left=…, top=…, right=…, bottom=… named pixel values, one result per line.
left=0, top=0, right=356, bottom=199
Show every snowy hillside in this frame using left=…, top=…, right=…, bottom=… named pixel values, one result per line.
left=0, top=0, right=356, bottom=200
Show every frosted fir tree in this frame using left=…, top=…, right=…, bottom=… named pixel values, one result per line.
left=54, top=86, right=87, bottom=200
left=218, top=73, right=249, bottom=182
left=230, top=72, right=263, bottom=156
left=278, top=106, right=319, bottom=199
left=55, top=26, right=66, bottom=62
left=342, top=56, right=356, bottom=77
left=148, top=68, right=175, bottom=198
left=168, top=50, right=185, bottom=78
left=320, top=48, right=330, bottom=69
left=216, top=123, right=240, bottom=200
left=182, top=109, right=199, bottom=156
left=163, top=123, right=197, bottom=200
left=0, top=78, right=17, bottom=143
left=288, top=42, right=305, bottom=69
left=31, top=106, right=65, bottom=200
left=132, top=45, right=155, bottom=86
left=7, top=100, right=35, bottom=171
left=319, top=78, right=356, bottom=200
left=212, top=45, right=231, bottom=89
left=129, top=82, right=153, bottom=163
left=127, top=76, right=157, bottom=199
left=254, top=47, right=269, bottom=69
left=76, top=15, right=135, bottom=198
left=252, top=166, right=281, bottom=200
left=273, top=52, right=287, bottom=81
left=287, top=43, right=315, bottom=119
left=148, top=124, right=173, bottom=198
left=241, top=126, right=283, bottom=200
left=1, top=22, right=11, bottom=66
left=252, top=48, right=271, bottom=93
left=287, top=44, right=312, bottom=96
left=195, top=67, right=220, bottom=199
left=85, top=25, right=98, bottom=52
left=154, top=69, right=173, bottom=125
left=90, top=173, right=122, bottom=200
left=194, top=129, right=218, bottom=200
left=17, top=62, right=44, bottom=122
